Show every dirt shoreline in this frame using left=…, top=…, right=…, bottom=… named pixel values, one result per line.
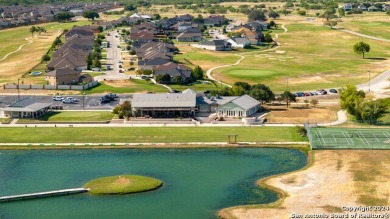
left=219, top=150, right=390, bottom=219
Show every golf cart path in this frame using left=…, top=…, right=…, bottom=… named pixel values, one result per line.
left=337, top=29, right=390, bottom=43
left=150, top=78, right=172, bottom=92
left=206, top=24, right=288, bottom=87
left=0, top=38, right=33, bottom=62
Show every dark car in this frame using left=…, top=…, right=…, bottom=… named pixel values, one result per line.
left=107, top=93, right=118, bottom=99
left=99, top=97, right=111, bottom=103
left=329, top=89, right=338, bottom=93
left=295, top=92, right=305, bottom=97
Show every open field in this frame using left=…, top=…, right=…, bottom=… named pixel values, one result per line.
left=84, top=79, right=168, bottom=94
left=212, top=22, right=390, bottom=91
left=18, top=111, right=114, bottom=123
left=265, top=103, right=340, bottom=124
left=174, top=44, right=240, bottom=71
left=0, top=20, right=91, bottom=85
left=0, top=127, right=307, bottom=143
left=220, top=150, right=390, bottom=219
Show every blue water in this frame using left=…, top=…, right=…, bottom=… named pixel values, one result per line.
left=0, top=148, right=306, bottom=219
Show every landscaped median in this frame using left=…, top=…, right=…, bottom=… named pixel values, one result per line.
left=0, top=127, right=308, bottom=147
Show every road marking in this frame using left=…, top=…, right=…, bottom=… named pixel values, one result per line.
left=357, top=132, right=370, bottom=145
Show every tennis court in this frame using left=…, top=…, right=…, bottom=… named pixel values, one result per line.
left=308, top=127, right=390, bottom=149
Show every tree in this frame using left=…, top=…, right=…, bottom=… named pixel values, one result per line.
left=54, top=12, right=75, bottom=22
left=231, top=85, right=246, bottom=96
left=113, top=101, right=132, bottom=120
left=153, top=14, right=161, bottom=20
left=233, top=82, right=251, bottom=91
left=339, top=85, right=387, bottom=123
left=281, top=91, right=296, bottom=108
left=97, top=26, right=104, bottom=33
left=353, top=41, right=370, bottom=59
left=339, top=85, right=365, bottom=118
left=36, top=26, right=46, bottom=35
left=172, top=75, right=183, bottom=84
left=29, top=26, right=36, bottom=37
left=264, top=33, right=273, bottom=43
left=41, top=54, right=50, bottom=63
left=83, top=11, right=99, bottom=20
left=191, top=66, right=204, bottom=80
left=250, top=84, right=275, bottom=103
left=324, top=20, right=337, bottom=29
left=310, top=99, right=319, bottom=107
left=156, top=74, right=171, bottom=84
left=320, top=8, right=336, bottom=21
left=269, top=11, right=280, bottom=19
left=338, top=8, right=345, bottom=17
left=360, top=100, right=388, bottom=123
left=93, top=58, right=101, bottom=68
left=297, top=10, right=307, bottom=16
left=248, top=9, right=266, bottom=21
left=125, top=4, right=136, bottom=11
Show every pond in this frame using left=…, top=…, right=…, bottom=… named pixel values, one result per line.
left=0, top=148, right=306, bottom=219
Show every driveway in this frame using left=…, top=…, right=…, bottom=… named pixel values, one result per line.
left=95, top=30, right=130, bottom=81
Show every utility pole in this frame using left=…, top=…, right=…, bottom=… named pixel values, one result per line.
left=17, top=78, right=20, bottom=101
left=368, top=71, right=371, bottom=92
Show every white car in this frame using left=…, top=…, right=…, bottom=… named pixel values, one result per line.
left=65, top=97, right=78, bottom=102
left=53, top=96, right=64, bottom=101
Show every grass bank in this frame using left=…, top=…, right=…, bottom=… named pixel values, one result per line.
left=85, top=175, right=162, bottom=195
left=18, top=111, right=114, bottom=123
left=84, top=80, right=168, bottom=94
left=0, top=127, right=307, bottom=143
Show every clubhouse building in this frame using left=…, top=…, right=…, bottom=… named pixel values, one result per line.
left=131, top=90, right=261, bottom=118
left=0, top=98, right=52, bottom=119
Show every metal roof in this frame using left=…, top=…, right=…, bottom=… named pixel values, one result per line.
left=132, top=93, right=196, bottom=108
left=231, top=95, right=260, bottom=110
left=2, top=102, right=52, bottom=112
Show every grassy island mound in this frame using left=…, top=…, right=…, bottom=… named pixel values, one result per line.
left=84, top=175, right=163, bottom=195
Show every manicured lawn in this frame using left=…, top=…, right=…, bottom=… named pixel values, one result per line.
left=84, top=80, right=168, bottom=94
left=170, top=80, right=223, bottom=92
left=213, top=23, right=390, bottom=92
left=338, top=14, right=390, bottom=40
left=18, top=111, right=114, bottom=123
left=0, top=127, right=307, bottom=143
left=85, top=175, right=162, bottom=195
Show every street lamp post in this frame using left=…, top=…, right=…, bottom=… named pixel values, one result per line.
left=17, top=78, right=20, bottom=100
left=83, top=92, right=86, bottom=111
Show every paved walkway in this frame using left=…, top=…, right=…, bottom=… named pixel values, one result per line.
left=0, top=38, right=33, bottom=62
left=317, top=110, right=347, bottom=126
left=0, top=142, right=309, bottom=147
left=150, top=79, right=172, bottom=91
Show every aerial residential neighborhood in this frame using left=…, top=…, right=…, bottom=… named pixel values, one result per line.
left=0, top=0, right=389, bottom=218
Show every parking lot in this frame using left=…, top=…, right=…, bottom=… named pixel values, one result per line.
left=0, top=95, right=132, bottom=110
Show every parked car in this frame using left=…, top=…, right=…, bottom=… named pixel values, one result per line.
left=107, top=93, right=118, bottom=99
left=304, top=92, right=311, bottom=96
left=53, top=96, right=64, bottom=101
left=141, top=75, right=148, bottom=79
left=316, top=89, right=327, bottom=95
left=310, top=92, right=318, bottom=96
left=62, top=99, right=74, bottom=104
left=295, top=92, right=305, bottom=97
left=65, top=97, right=79, bottom=102
left=329, top=89, right=338, bottom=93
left=99, top=97, right=111, bottom=104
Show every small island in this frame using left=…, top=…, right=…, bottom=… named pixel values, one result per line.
left=84, top=175, right=163, bottom=195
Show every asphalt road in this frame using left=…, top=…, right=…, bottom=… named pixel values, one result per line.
left=95, top=30, right=130, bottom=81
left=0, top=95, right=132, bottom=110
